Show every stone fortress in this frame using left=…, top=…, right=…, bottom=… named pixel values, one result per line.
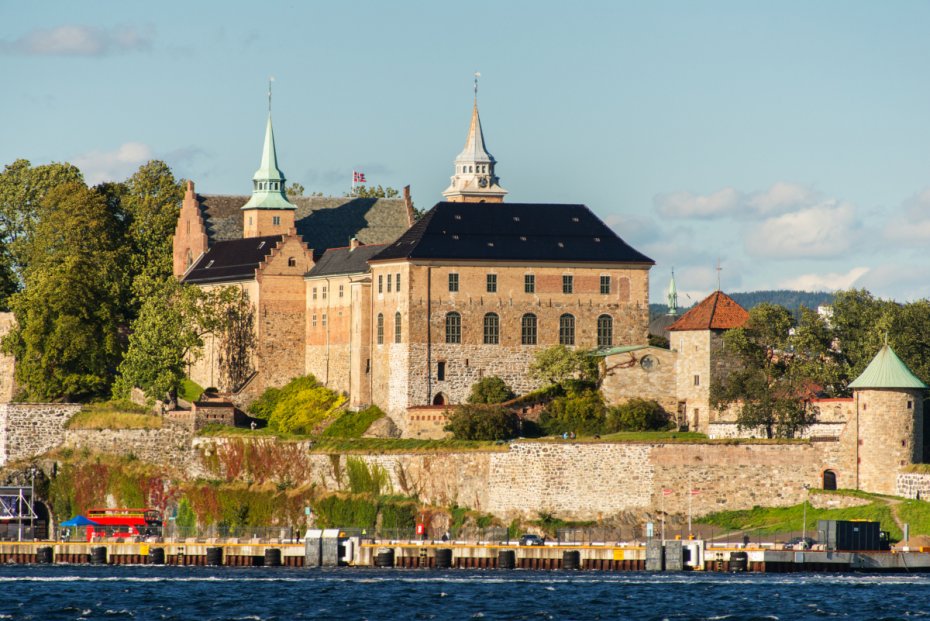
left=1, top=88, right=929, bottom=522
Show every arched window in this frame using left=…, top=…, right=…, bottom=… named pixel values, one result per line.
left=483, top=313, right=500, bottom=345
left=186, top=249, right=193, bottom=269
left=445, top=312, right=461, bottom=344
left=377, top=313, right=384, bottom=345
left=521, top=314, right=537, bottom=345
left=394, top=312, right=402, bottom=343
left=597, top=315, right=613, bottom=348
left=823, top=470, right=837, bottom=491
left=559, top=314, right=575, bottom=346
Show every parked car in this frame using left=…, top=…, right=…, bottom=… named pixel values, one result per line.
left=519, top=534, right=545, bottom=546
left=785, top=536, right=816, bottom=550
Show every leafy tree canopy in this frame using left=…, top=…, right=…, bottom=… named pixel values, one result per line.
left=467, top=376, right=515, bottom=404
left=445, top=404, right=519, bottom=441
left=529, top=345, right=600, bottom=388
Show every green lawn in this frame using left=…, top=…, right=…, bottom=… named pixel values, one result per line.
left=179, top=378, right=204, bottom=402
left=68, top=400, right=161, bottom=430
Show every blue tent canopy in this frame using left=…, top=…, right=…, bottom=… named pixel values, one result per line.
left=60, top=515, right=101, bottom=527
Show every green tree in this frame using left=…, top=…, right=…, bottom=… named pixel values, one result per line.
left=467, top=376, right=515, bottom=404
left=606, top=398, right=670, bottom=432
left=286, top=182, right=305, bottom=198
left=348, top=184, right=400, bottom=199
left=445, top=404, right=519, bottom=441
left=122, top=161, right=184, bottom=301
left=3, top=181, right=126, bottom=401
left=711, top=303, right=821, bottom=438
left=539, top=387, right=607, bottom=436
left=529, top=345, right=600, bottom=387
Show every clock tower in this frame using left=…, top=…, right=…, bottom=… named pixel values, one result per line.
left=441, top=82, right=508, bottom=203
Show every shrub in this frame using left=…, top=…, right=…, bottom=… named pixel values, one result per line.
left=467, top=376, right=515, bottom=404
left=247, top=375, right=345, bottom=435
left=540, top=388, right=606, bottom=436
left=529, top=345, right=600, bottom=386
left=346, top=458, right=391, bottom=496
left=606, top=398, right=671, bottom=432
left=322, top=405, right=385, bottom=438
left=445, top=404, right=519, bottom=441
left=313, top=494, right=379, bottom=529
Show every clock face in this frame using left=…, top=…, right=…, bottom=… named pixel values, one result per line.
left=478, top=177, right=488, bottom=188
left=640, top=355, right=657, bottom=371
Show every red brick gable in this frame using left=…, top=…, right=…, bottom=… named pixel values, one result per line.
left=667, top=291, right=748, bottom=332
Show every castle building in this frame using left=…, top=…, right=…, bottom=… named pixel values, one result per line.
left=174, top=95, right=654, bottom=430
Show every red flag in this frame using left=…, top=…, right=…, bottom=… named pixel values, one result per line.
left=662, top=489, right=673, bottom=496
left=353, top=171, right=366, bottom=183
left=690, top=489, right=701, bottom=495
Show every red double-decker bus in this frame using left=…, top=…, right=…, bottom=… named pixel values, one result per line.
left=85, top=508, right=162, bottom=540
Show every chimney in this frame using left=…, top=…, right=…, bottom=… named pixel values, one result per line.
left=185, top=180, right=195, bottom=197
left=403, top=185, right=415, bottom=227
left=349, top=237, right=360, bottom=251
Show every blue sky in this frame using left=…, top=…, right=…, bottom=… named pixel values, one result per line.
left=4, top=1, right=930, bottom=304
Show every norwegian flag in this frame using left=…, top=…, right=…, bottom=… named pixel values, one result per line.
left=662, top=489, right=673, bottom=496
left=690, top=489, right=701, bottom=495
left=353, top=171, right=366, bottom=183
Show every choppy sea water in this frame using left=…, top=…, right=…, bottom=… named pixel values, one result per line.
left=1, top=565, right=928, bottom=620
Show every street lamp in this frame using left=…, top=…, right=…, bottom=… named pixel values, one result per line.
left=801, top=484, right=811, bottom=547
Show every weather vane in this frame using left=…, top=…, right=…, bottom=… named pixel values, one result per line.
left=474, top=71, right=481, bottom=98
left=268, top=76, right=275, bottom=112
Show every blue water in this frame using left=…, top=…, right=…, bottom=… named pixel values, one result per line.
left=1, top=566, right=928, bottom=620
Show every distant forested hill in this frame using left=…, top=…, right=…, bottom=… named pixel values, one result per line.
left=650, top=290, right=834, bottom=318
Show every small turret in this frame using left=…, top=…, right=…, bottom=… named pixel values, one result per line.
left=667, top=269, right=679, bottom=316
left=849, top=344, right=927, bottom=495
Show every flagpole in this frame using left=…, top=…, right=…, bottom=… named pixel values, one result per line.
left=661, top=492, right=665, bottom=543
left=688, top=476, right=693, bottom=537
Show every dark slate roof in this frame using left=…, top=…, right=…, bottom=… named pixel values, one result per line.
left=196, top=195, right=409, bottom=251
left=183, top=235, right=283, bottom=284
left=370, top=202, right=654, bottom=264
left=307, top=244, right=388, bottom=278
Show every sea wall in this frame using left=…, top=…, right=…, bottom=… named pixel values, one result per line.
left=62, top=426, right=195, bottom=470
left=189, top=437, right=846, bottom=520
left=0, top=403, right=82, bottom=467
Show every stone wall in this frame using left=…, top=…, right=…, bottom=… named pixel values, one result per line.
left=896, top=472, right=930, bottom=499
left=857, top=388, right=923, bottom=495
left=62, top=427, right=195, bottom=471
left=406, top=406, right=452, bottom=439
left=601, top=347, right=678, bottom=413
left=0, top=403, right=83, bottom=467
left=708, top=422, right=847, bottom=440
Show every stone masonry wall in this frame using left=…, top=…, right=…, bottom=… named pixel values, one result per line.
left=62, top=427, right=195, bottom=471
left=857, top=388, right=923, bottom=495
left=896, top=473, right=930, bottom=499
left=0, top=403, right=82, bottom=467
left=601, top=347, right=678, bottom=414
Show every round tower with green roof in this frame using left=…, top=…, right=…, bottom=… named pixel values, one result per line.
left=849, top=344, right=927, bottom=495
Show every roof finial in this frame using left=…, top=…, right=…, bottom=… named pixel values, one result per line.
left=667, top=268, right=679, bottom=316
left=268, top=76, right=275, bottom=113
left=715, top=258, right=722, bottom=291
left=474, top=71, right=480, bottom=101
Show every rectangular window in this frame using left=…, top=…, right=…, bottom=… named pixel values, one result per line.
left=339, top=284, right=344, bottom=298
left=600, top=275, right=611, bottom=294
left=273, top=216, right=281, bottom=226
left=387, top=274, right=392, bottom=292
left=378, top=275, right=383, bottom=293
left=396, top=272, right=401, bottom=291
left=486, top=274, right=497, bottom=293
left=562, top=275, right=573, bottom=294
left=483, top=313, right=500, bottom=344
left=694, top=374, right=700, bottom=386
left=521, top=314, right=537, bottom=345
left=322, top=313, right=327, bottom=328
left=311, top=314, right=317, bottom=327
left=322, top=286, right=327, bottom=299
left=445, top=313, right=461, bottom=344
left=312, top=287, right=317, bottom=300
left=449, top=273, right=459, bottom=292
left=395, top=313, right=402, bottom=344
left=524, top=274, right=535, bottom=294
left=437, top=361, right=446, bottom=381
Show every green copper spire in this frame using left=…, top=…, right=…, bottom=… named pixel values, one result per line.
left=667, top=269, right=679, bottom=316
left=241, top=113, right=297, bottom=211
left=848, top=344, right=928, bottom=390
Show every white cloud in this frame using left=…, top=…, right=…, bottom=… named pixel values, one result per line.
left=654, top=182, right=820, bottom=220
left=73, top=142, right=154, bottom=185
left=604, top=213, right=660, bottom=244
left=884, top=188, right=930, bottom=244
left=0, top=25, right=152, bottom=56
left=778, top=267, right=870, bottom=292
left=743, top=201, right=860, bottom=259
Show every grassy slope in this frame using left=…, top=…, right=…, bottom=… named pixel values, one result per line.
left=67, top=401, right=161, bottom=430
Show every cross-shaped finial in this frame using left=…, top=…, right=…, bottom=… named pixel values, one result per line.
left=715, top=258, right=722, bottom=291
left=474, top=72, right=481, bottom=98
left=268, top=76, right=275, bottom=113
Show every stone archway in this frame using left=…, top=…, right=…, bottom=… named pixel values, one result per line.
left=823, top=470, right=837, bottom=491
left=432, top=393, right=446, bottom=406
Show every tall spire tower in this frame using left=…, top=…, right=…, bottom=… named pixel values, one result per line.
left=242, top=79, right=297, bottom=238
left=667, top=269, right=679, bottom=316
left=442, top=73, right=508, bottom=203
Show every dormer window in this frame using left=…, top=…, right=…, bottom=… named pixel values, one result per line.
left=454, top=214, right=462, bottom=220
left=258, top=241, right=266, bottom=249
left=205, top=260, right=214, bottom=269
